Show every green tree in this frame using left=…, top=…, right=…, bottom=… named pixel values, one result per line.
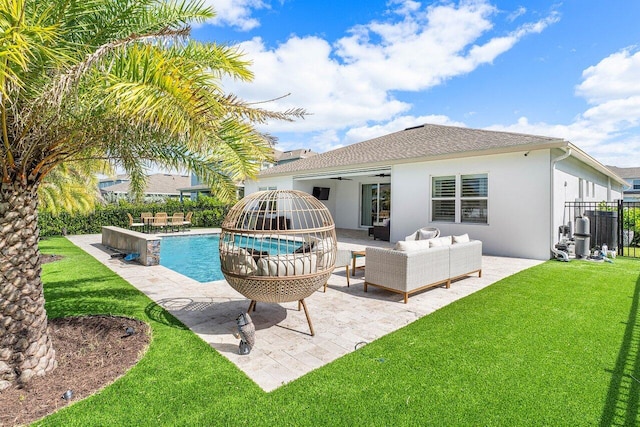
left=0, top=0, right=303, bottom=389
left=39, top=161, right=109, bottom=215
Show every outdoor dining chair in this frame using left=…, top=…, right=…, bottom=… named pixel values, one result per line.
left=126, top=213, right=145, bottom=231
left=184, top=211, right=193, bottom=229
left=170, top=212, right=185, bottom=232
left=151, top=212, right=168, bottom=232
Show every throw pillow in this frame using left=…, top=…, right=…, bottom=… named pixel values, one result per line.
left=429, top=236, right=452, bottom=247
left=221, top=248, right=258, bottom=276
left=417, top=229, right=438, bottom=240
left=453, top=233, right=470, bottom=244
left=404, top=231, right=419, bottom=241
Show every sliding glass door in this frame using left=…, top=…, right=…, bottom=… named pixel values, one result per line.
left=360, top=183, right=391, bottom=227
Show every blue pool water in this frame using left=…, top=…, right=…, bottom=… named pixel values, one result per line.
left=160, top=234, right=301, bottom=283
left=160, top=235, right=223, bottom=282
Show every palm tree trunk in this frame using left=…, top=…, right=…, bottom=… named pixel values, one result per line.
left=0, top=181, right=56, bottom=391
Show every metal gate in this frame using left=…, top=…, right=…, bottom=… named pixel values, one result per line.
left=563, top=201, right=640, bottom=258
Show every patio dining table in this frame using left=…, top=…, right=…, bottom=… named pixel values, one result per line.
left=142, top=214, right=170, bottom=233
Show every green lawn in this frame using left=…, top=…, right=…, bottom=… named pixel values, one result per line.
left=35, top=237, right=640, bottom=426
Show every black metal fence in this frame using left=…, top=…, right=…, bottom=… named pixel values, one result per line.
left=563, top=201, right=640, bottom=258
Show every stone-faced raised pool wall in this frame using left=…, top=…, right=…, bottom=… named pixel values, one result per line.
left=101, top=226, right=161, bottom=266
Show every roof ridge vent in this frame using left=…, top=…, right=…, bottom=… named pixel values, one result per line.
left=404, top=124, right=425, bottom=131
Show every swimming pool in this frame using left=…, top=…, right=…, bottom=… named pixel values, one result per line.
left=159, top=234, right=301, bottom=283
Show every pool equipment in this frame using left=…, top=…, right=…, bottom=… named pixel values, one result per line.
left=553, top=221, right=573, bottom=262
left=574, top=215, right=591, bottom=259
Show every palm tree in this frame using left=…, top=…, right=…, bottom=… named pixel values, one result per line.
left=0, top=0, right=304, bottom=389
left=40, top=161, right=109, bottom=215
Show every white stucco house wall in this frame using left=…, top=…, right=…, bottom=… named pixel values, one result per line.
left=245, top=124, right=626, bottom=260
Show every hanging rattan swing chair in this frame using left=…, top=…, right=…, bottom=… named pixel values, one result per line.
left=219, top=190, right=337, bottom=336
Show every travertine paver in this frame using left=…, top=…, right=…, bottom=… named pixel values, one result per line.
left=66, top=231, right=543, bottom=392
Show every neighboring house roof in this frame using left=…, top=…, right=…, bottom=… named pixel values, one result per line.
left=183, top=147, right=317, bottom=191
left=100, top=173, right=191, bottom=195
left=176, top=183, right=213, bottom=192
left=99, top=173, right=129, bottom=183
left=274, top=148, right=318, bottom=163
left=607, top=166, right=639, bottom=194
left=258, top=123, right=627, bottom=186
left=606, top=166, right=640, bottom=180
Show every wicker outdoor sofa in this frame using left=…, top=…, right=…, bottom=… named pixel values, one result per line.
left=363, top=234, right=482, bottom=303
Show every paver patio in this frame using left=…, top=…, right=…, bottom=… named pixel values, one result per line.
left=67, top=230, right=543, bottom=391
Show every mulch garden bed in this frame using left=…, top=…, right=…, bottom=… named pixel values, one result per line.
left=0, top=315, right=150, bottom=426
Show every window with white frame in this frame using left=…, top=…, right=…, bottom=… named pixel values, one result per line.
left=460, top=174, right=488, bottom=223
left=431, top=173, right=488, bottom=224
left=257, top=186, right=277, bottom=212
left=633, top=179, right=640, bottom=190
left=431, top=176, right=456, bottom=222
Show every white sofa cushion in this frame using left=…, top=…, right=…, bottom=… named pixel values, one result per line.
left=221, top=247, right=258, bottom=276
left=429, top=236, right=452, bottom=247
left=314, top=236, right=335, bottom=269
left=453, top=233, right=470, bottom=243
left=405, top=228, right=440, bottom=241
left=394, top=239, right=432, bottom=251
left=257, top=254, right=318, bottom=276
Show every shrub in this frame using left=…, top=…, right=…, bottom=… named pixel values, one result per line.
left=39, top=197, right=231, bottom=237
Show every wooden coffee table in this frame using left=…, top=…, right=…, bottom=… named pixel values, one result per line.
left=351, top=250, right=366, bottom=277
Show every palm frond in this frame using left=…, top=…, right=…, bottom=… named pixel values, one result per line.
left=39, top=160, right=108, bottom=214
left=0, top=0, right=63, bottom=98
left=3, top=0, right=305, bottom=203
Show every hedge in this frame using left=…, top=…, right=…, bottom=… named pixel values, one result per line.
left=38, top=197, right=231, bottom=237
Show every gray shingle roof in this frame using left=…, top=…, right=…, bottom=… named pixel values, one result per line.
left=101, top=173, right=191, bottom=195
left=260, top=123, right=565, bottom=177
left=606, top=166, right=640, bottom=180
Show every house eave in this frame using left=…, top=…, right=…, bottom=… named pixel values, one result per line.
left=563, top=143, right=628, bottom=187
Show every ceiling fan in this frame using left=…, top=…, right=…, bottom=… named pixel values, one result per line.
left=330, top=177, right=352, bottom=180
left=372, top=173, right=391, bottom=177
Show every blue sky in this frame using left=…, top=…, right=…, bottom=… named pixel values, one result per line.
left=192, top=1, right=640, bottom=167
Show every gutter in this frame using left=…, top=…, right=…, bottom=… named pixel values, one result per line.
left=550, top=147, right=572, bottom=259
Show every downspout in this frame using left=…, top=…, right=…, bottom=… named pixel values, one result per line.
left=550, top=147, right=572, bottom=260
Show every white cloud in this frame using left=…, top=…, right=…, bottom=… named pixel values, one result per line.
left=486, top=48, right=640, bottom=167
left=575, top=48, right=640, bottom=104
left=344, top=115, right=466, bottom=145
left=309, top=130, right=342, bottom=152
left=203, top=0, right=268, bottom=31
left=506, top=6, right=527, bottom=22
left=387, top=0, right=422, bottom=17
left=225, top=1, right=558, bottom=135
left=231, top=36, right=412, bottom=133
